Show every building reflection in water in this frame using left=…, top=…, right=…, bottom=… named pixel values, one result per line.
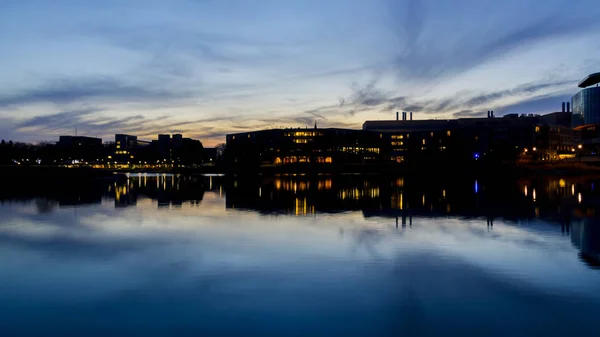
left=1, top=173, right=599, bottom=269
left=109, top=174, right=212, bottom=209
left=225, top=174, right=600, bottom=268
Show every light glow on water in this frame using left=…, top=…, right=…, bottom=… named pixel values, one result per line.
left=1, top=174, right=599, bottom=336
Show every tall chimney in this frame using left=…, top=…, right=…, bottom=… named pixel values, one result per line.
left=562, top=102, right=566, bottom=112
left=567, top=102, right=570, bottom=113
left=403, top=112, right=406, bottom=121
left=396, top=112, right=399, bottom=121
left=487, top=111, right=490, bottom=118
left=491, top=111, right=494, bottom=118
left=410, top=112, right=413, bottom=120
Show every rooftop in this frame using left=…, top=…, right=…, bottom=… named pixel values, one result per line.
left=578, top=72, right=600, bottom=88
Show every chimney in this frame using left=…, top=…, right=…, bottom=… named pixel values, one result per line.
left=487, top=111, right=490, bottom=118
left=491, top=111, right=494, bottom=118
left=567, top=102, right=570, bottom=113
left=410, top=112, right=413, bottom=120
left=562, top=102, right=566, bottom=112
left=403, top=112, right=406, bottom=121
left=396, top=112, right=399, bottom=121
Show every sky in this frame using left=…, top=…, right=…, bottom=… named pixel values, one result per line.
left=1, top=0, right=600, bottom=146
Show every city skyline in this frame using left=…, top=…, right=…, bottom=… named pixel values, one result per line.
left=1, top=0, right=600, bottom=146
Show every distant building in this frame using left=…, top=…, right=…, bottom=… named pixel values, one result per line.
left=57, top=136, right=103, bottom=163
left=363, top=113, right=543, bottom=162
left=572, top=72, right=600, bottom=126
left=226, top=127, right=385, bottom=168
left=363, top=110, right=581, bottom=162
left=146, top=134, right=204, bottom=165
left=157, top=134, right=171, bottom=161
left=114, top=134, right=138, bottom=163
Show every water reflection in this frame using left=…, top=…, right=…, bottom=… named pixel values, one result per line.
left=1, top=174, right=600, bottom=335
left=4, top=173, right=598, bottom=268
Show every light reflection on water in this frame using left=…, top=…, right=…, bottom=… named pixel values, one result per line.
left=0, top=174, right=599, bottom=336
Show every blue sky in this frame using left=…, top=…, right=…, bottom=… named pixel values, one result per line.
left=1, top=0, right=599, bottom=146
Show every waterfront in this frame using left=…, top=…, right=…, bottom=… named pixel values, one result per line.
left=1, top=174, right=599, bottom=336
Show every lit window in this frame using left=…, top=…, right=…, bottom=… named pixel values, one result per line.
left=447, top=130, right=451, bottom=136
left=422, top=139, right=426, bottom=145
left=535, top=126, right=540, bottom=133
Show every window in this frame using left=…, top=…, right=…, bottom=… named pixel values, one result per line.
left=535, top=126, right=540, bottom=133
left=447, top=130, right=451, bottom=136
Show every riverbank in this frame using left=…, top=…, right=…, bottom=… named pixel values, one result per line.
left=0, top=165, right=127, bottom=182
left=2, top=161, right=600, bottom=179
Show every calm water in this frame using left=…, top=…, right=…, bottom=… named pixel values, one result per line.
left=1, top=173, right=599, bottom=336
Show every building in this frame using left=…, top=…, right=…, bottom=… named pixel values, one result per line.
left=363, top=108, right=582, bottom=163
left=156, top=134, right=171, bottom=161
left=56, top=136, right=103, bottom=163
left=363, top=113, right=543, bottom=163
left=572, top=72, right=600, bottom=126
left=226, top=127, right=385, bottom=168
left=114, top=134, right=138, bottom=163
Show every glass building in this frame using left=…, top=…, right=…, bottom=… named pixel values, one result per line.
left=572, top=87, right=600, bottom=125
left=572, top=72, right=600, bottom=126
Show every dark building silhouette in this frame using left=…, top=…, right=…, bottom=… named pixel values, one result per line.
left=364, top=111, right=581, bottom=162
left=156, top=134, right=171, bottom=161
left=56, top=136, right=103, bottom=163
left=145, top=134, right=205, bottom=165
left=226, top=127, right=385, bottom=169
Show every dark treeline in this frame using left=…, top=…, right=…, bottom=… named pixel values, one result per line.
left=0, top=139, right=60, bottom=165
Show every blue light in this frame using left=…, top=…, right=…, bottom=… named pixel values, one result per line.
left=475, top=180, right=479, bottom=193
left=474, top=153, right=480, bottom=159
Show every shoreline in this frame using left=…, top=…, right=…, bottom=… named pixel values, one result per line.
left=2, top=161, right=600, bottom=180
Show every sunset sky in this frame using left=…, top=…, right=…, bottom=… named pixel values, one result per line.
left=1, top=0, right=600, bottom=146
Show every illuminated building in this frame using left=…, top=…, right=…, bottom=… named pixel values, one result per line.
left=364, top=107, right=584, bottom=163
left=572, top=72, right=600, bottom=126
left=364, top=114, right=542, bottom=163
left=569, top=73, right=600, bottom=155
left=114, top=134, right=138, bottom=163
left=225, top=127, right=385, bottom=169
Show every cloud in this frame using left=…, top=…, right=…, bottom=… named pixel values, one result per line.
left=0, top=77, right=190, bottom=108
left=452, top=110, right=487, bottom=118
left=334, top=78, right=576, bottom=119
left=17, top=109, right=101, bottom=129
left=386, top=0, right=600, bottom=81
left=462, top=80, right=576, bottom=109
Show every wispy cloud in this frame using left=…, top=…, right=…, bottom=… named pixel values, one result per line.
left=0, top=77, right=190, bottom=108
left=386, top=0, right=600, bottom=81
